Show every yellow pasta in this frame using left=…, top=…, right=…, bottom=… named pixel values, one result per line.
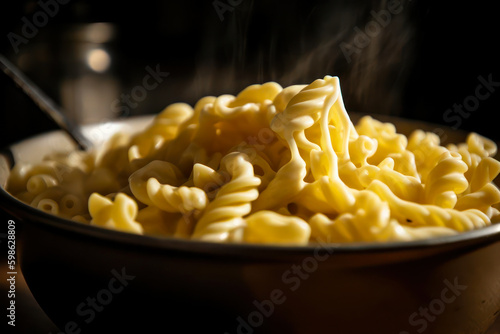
left=88, top=193, right=143, bottom=234
left=146, top=179, right=207, bottom=213
left=136, top=205, right=182, bottom=236
left=6, top=75, right=500, bottom=245
left=243, top=210, right=310, bottom=245
left=192, top=152, right=261, bottom=242
left=422, top=151, right=468, bottom=208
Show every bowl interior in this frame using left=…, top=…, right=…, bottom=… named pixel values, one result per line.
left=1, top=113, right=500, bottom=263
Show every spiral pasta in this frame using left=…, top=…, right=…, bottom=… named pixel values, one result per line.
left=192, top=152, right=261, bottom=242
left=89, top=193, right=143, bottom=234
left=7, top=75, right=500, bottom=245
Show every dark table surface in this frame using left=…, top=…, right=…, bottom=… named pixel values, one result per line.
left=1, top=261, right=499, bottom=333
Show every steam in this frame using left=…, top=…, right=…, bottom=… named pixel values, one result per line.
left=188, top=0, right=416, bottom=116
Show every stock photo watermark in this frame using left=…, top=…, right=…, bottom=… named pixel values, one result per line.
left=81, top=63, right=171, bottom=143
left=407, top=73, right=499, bottom=159
left=399, top=276, right=467, bottom=334
left=340, top=0, right=410, bottom=63
left=48, top=267, right=135, bottom=334
left=224, top=240, right=334, bottom=334
left=6, top=220, right=16, bottom=327
left=110, top=64, right=170, bottom=116
left=7, top=0, right=72, bottom=54
left=442, top=73, right=499, bottom=130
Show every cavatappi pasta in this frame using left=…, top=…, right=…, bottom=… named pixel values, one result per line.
left=7, top=76, right=500, bottom=244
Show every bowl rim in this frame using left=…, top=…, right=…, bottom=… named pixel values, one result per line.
left=2, top=184, right=500, bottom=257
left=2, top=114, right=500, bottom=257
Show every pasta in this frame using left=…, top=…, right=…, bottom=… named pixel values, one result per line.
left=192, top=152, right=261, bottom=242
left=7, top=75, right=500, bottom=245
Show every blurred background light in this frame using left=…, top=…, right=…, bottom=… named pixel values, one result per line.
left=86, top=48, right=111, bottom=72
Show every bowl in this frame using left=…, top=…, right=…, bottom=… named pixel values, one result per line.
left=1, top=114, right=500, bottom=334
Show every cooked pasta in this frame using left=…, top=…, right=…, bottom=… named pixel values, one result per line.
left=192, top=152, right=261, bottom=242
left=6, top=75, right=500, bottom=245
left=88, top=193, right=144, bottom=234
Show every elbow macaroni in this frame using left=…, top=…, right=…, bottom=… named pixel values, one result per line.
left=6, top=76, right=500, bottom=245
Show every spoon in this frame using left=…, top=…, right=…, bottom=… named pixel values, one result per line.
left=0, top=53, right=92, bottom=151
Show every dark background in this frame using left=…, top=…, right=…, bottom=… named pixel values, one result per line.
left=0, top=0, right=499, bottom=148
left=0, top=1, right=499, bottom=333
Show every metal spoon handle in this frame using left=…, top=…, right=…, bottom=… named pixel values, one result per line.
left=0, top=54, right=92, bottom=151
